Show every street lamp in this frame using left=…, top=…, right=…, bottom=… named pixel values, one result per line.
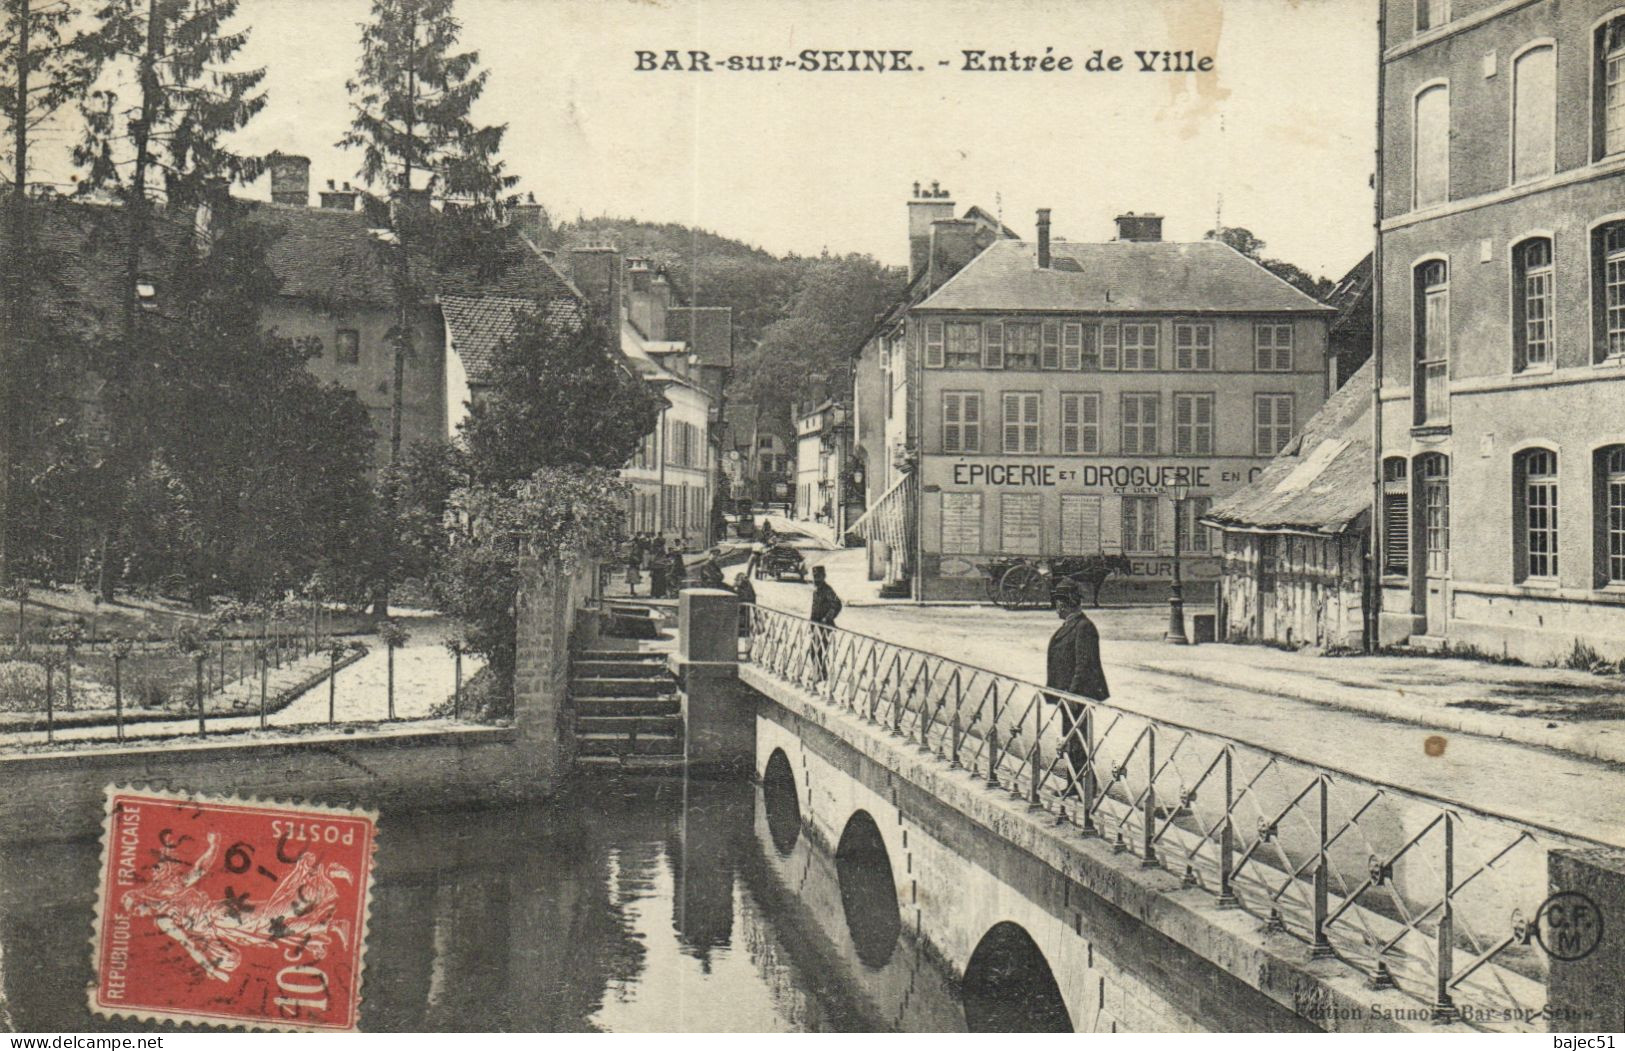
left=1165, top=482, right=1191, bottom=645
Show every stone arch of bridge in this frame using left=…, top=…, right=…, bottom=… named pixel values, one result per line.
left=834, top=808, right=903, bottom=969
left=762, top=747, right=802, bottom=856
left=962, top=920, right=1073, bottom=1032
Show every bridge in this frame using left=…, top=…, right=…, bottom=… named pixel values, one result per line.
left=659, top=588, right=1622, bottom=1033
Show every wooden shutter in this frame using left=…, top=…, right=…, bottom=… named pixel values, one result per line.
left=1175, top=325, right=1194, bottom=370
left=1255, top=395, right=1274, bottom=454
left=1175, top=394, right=1194, bottom=454
left=941, top=492, right=982, bottom=554
left=1062, top=323, right=1083, bottom=370
left=1195, top=325, right=1213, bottom=370
left=1041, top=322, right=1061, bottom=369
left=925, top=320, right=945, bottom=368
left=1023, top=393, right=1040, bottom=452
left=963, top=393, right=981, bottom=452
left=1274, top=325, right=1293, bottom=371
left=983, top=321, right=1004, bottom=368
left=1060, top=494, right=1103, bottom=554
left=1003, top=393, right=1022, bottom=452
left=1122, top=394, right=1141, bottom=454
left=1383, top=494, right=1410, bottom=573
left=943, top=392, right=962, bottom=452
left=1061, top=393, right=1080, bottom=453
left=1101, top=323, right=1120, bottom=370
left=1195, top=394, right=1213, bottom=454
left=1080, top=393, right=1100, bottom=453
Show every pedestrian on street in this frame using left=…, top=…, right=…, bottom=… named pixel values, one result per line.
left=809, top=564, right=842, bottom=687
left=1045, top=578, right=1110, bottom=799
left=666, top=543, right=688, bottom=593
left=698, top=558, right=725, bottom=589
left=733, top=572, right=756, bottom=639
left=650, top=536, right=669, bottom=599
left=623, top=540, right=642, bottom=596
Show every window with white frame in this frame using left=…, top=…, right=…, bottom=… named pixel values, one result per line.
left=1600, top=446, right=1625, bottom=585
left=1173, top=322, right=1214, bottom=370
left=1255, top=394, right=1295, bottom=455
left=1255, top=323, right=1294, bottom=371
left=1002, top=392, right=1041, bottom=453
left=1516, top=448, right=1559, bottom=580
left=1040, top=321, right=1062, bottom=369
left=1061, top=322, right=1084, bottom=370
left=1060, top=392, right=1101, bottom=454
left=942, top=391, right=982, bottom=454
left=1512, top=45, right=1555, bottom=184
left=1420, top=453, right=1450, bottom=575
left=1079, top=324, right=1101, bottom=371
left=944, top=322, right=982, bottom=367
left=1599, top=222, right=1625, bottom=360
left=1414, top=83, right=1450, bottom=208
left=1060, top=494, right=1103, bottom=555
left=940, top=492, right=983, bottom=554
left=1121, top=393, right=1159, bottom=454
left=1415, top=260, right=1450, bottom=424
left=1122, top=495, right=1160, bottom=554
left=1120, top=323, right=1159, bottom=371
left=1004, top=323, right=1041, bottom=370
left=1598, top=16, right=1625, bottom=159
left=1416, top=0, right=1447, bottom=32
left=1000, top=493, right=1042, bottom=554
left=1174, top=393, right=1215, bottom=455
left=1175, top=496, right=1213, bottom=554
left=1514, top=237, right=1553, bottom=370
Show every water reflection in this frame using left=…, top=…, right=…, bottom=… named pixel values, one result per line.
left=0, top=776, right=963, bottom=1033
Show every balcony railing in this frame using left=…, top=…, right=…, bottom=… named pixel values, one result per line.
left=742, top=604, right=1616, bottom=1032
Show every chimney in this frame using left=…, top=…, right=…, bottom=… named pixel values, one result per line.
left=389, top=187, right=433, bottom=228
left=907, top=180, right=956, bottom=283
left=1114, top=212, right=1164, bottom=242
left=1036, top=208, right=1052, bottom=268
left=571, top=245, right=623, bottom=344
left=319, top=179, right=359, bottom=212
left=926, top=218, right=981, bottom=291
left=625, top=257, right=665, bottom=339
left=509, top=192, right=547, bottom=245
left=268, top=153, right=311, bottom=207
left=628, top=257, right=652, bottom=293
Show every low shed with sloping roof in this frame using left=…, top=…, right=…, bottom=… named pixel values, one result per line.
left=1203, top=362, right=1373, bottom=650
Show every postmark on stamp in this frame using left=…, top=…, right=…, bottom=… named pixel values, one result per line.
left=89, top=786, right=377, bottom=1031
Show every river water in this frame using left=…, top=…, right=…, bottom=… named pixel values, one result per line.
left=0, top=776, right=968, bottom=1033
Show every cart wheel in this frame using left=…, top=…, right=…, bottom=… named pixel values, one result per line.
left=983, top=570, right=1003, bottom=605
left=996, top=563, right=1040, bottom=611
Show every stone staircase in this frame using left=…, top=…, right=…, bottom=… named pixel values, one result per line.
left=571, top=649, right=684, bottom=771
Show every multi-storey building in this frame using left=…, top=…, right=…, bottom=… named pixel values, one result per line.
left=1373, top=0, right=1625, bottom=659
left=859, top=196, right=1333, bottom=602
left=792, top=400, right=851, bottom=533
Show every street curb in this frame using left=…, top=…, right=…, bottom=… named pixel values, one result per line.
left=1116, top=657, right=1625, bottom=767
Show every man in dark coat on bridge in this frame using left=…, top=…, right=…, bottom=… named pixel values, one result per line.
left=1046, top=578, right=1109, bottom=798
left=808, top=564, right=842, bottom=687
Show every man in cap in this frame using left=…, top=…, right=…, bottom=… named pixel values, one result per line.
left=1046, top=577, right=1110, bottom=797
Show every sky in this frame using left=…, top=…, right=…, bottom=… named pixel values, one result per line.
left=30, top=0, right=1380, bottom=282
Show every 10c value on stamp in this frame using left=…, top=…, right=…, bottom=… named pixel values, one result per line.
left=89, top=786, right=377, bottom=1031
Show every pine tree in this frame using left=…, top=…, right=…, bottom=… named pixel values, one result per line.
left=72, top=0, right=265, bottom=597
left=0, top=0, right=100, bottom=583
left=339, top=0, right=516, bottom=466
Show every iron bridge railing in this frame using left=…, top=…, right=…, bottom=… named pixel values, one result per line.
left=742, top=604, right=1616, bottom=1032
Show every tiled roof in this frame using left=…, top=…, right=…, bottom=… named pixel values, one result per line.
left=243, top=201, right=579, bottom=306
left=916, top=238, right=1334, bottom=315
left=1205, top=360, right=1373, bottom=534
left=663, top=306, right=732, bottom=366
left=1328, top=252, right=1373, bottom=337
left=440, top=293, right=583, bottom=387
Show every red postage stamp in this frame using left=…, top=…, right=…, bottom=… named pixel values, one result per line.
left=89, top=786, right=377, bottom=1031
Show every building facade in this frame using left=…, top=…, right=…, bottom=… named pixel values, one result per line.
left=792, top=401, right=850, bottom=532
left=878, top=206, right=1332, bottom=603
left=1374, top=0, right=1625, bottom=660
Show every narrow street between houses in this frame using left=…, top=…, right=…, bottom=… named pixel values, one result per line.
left=746, top=547, right=1625, bottom=845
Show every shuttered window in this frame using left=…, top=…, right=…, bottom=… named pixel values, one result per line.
left=1061, top=392, right=1101, bottom=454
left=1061, top=322, right=1084, bottom=370
left=1173, top=322, right=1214, bottom=370
left=1255, top=324, right=1294, bottom=371
left=1080, top=325, right=1100, bottom=371
left=983, top=321, right=1005, bottom=368
left=1041, top=321, right=1062, bottom=369
left=1382, top=458, right=1409, bottom=575
left=1060, top=495, right=1104, bottom=555
left=1255, top=394, right=1295, bottom=455
left=944, top=322, right=982, bottom=367
left=1121, top=323, right=1159, bottom=371
left=1101, top=322, right=1120, bottom=370
left=1003, top=392, right=1041, bottom=453
left=1174, top=393, right=1214, bottom=455
left=924, top=320, right=945, bottom=368
left=942, top=392, right=982, bottom=453
left=1005, top=324, right=1041, bottom=369
left=1121, top=393, right=1159, bottom=454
